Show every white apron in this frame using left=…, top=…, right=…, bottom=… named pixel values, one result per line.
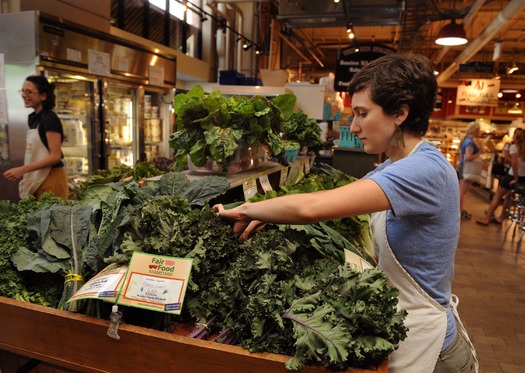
left=371, top=210, right=446, bottom=373
left=18, top=127, right=51, bottom=198
left=370, top=139, right=479, bottom=372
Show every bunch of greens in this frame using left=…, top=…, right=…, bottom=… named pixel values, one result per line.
left=227, top=231, right=406, bottom=371
left=103, top=193, right=406, bottom=370
left=283, top=109, right=324, bottom=154
left=6, top=172, right=229, bottom=314
left=73, top=162, right=162, bottom=199
left=169, top=85, right=297, bottom=171
left=0, top=194, right=67, bottom=307
left=247, top=163, right=376, bottom=263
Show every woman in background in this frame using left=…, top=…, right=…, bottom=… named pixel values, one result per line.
left=458, top=122, right=483, bottom=220
left=3, top=75, right=68, bottom=200
left=476, top=128, right=525, bottom=225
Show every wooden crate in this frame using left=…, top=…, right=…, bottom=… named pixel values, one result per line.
left=0, top=296, right=387, bottom=373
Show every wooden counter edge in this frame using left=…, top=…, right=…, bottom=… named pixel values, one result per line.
left=0, top=296, right=387, bottom=373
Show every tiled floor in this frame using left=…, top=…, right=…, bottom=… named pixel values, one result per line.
left=454, top=188, right=525, bottom=373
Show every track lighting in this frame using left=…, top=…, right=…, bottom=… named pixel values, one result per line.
left=346, top=22, right=355, bottom=39
left=243, top=42, right=252, bottom=51
left=507, top=63, right=519, bottom=75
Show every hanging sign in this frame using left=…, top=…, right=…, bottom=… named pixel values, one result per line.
left=458, top=61, right=494, bottom=74
left=334, top=44, right=396, bottom=92
left=456, top=79, right=500, bottom=106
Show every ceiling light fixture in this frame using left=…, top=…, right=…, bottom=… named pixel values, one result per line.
left=507, top=102, right=523, bottom=115
left=435, top=19, right=467, bottom=46
left=346, top=22, right=355, bottom=39
left=507, top=63, right=519, bottom=75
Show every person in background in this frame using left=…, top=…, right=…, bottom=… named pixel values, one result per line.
left=458, top=122, right=483, bottom=220
left=214, top=54, right=477, bottom=373
left=3, top=75, right=68, bottom=200
left=476, top=128, right=525, bottom=225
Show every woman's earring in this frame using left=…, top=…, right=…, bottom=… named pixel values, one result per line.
left=390, top=125, right=405, bottom=149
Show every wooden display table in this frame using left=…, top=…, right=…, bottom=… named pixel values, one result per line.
left=0, top=296, right=387, bottom=373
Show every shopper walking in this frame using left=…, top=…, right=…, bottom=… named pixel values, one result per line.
left=3, top=75, right=68, bottom=200
left=458, top=122, right=483, bottom=220
left=476, top=127, right=525, bottom=225
left=214, top=54, right=477, bottom=373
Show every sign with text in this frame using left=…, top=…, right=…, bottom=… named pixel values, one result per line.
left=69, top=253, right=193, bottom=315
left=334, top=44, right=396, bottom=92
left=117, top=252, right=192, bottom=314
left=68, top=264, right=127, bottom=303
left=456, top=79, right=500, bottom=106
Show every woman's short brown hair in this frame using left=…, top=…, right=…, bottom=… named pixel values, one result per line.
left=347, top=53, right=437, bottom=136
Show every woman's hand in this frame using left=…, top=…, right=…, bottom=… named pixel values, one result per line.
left=3, top=166, right=25, bottom=181
left=213, top=203, right=266, bottom=242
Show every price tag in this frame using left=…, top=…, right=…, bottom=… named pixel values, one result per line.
left=344, top=249, right=374, bottom=272
left=286, top=164, right=301, bottom=185
left=243, top=178, right=258, bottom=200
left=280, top=166, right=289, bottom=186
left=68, top=263, right=127, bottom=303
left=259, top=174, right=273, bottom=193
left=116, top=252, right=193, bottom=314
left=304, top=156, right=311, bottom=174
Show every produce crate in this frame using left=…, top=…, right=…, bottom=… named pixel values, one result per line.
left=0, top=296, right=387, bottom=373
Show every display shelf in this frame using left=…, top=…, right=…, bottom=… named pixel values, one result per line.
left=0, top=296, right=387, bottom=373
left=174, top=157, right=314, bottom=190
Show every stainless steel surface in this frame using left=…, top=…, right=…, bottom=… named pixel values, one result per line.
left=38, top=13, right=177, bottom=88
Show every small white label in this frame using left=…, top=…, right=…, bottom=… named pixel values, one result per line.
left=259, top=174, right=273, bottom=193
left=243, top=178, right=258, bottom=200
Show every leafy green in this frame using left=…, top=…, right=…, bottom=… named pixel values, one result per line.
left=0, top=194, right=67, bottom=307
left=0, top=168, right=404, bottom=371
left=283, top=109, right=324, bottom=154
left=170, top=86, right=297, bottom=171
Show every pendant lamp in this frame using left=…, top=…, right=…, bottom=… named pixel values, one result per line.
left=435, top=19, right=467, bottom=46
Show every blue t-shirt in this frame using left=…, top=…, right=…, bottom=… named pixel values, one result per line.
left=365, top=141, right=459, bottom=349
left=459, top=136, right=479, bottom=167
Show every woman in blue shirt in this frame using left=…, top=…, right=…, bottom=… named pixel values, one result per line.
left=458, top=122, right=483, bottom=219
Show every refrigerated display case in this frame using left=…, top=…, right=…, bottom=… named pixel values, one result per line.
left=0, top=10, right=177, bottom=201
left=105, top=83, right=136, bottom=168
left=49, top=76, right=96, bottom=178
left=142, top=89, right=174, bottom=162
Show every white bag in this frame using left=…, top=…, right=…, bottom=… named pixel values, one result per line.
left=463, top=158, right=483, bottom=182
